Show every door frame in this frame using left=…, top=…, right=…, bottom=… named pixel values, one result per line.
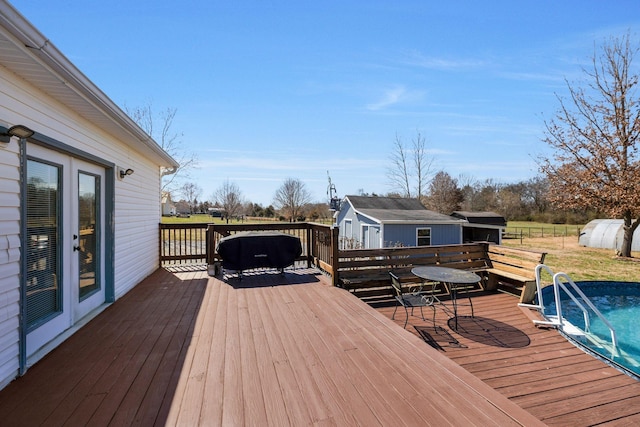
left=71, top=159, right=106, bottom=321
left=361, top=224, right=381, bottom=249
left=19, top=131, right=115, bottom=374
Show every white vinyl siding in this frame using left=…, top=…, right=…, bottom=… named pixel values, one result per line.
left=0, top=60, right=164, bottom=387
left=113, top=160, right=162, bottom=298
left=0, top=140, right=21, bottom=389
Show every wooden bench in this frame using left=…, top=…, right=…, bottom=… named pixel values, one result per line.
left=337, top=243, right=491, bottom=303
left=484, top=245, right=547, bottom=303
left=336, top=243, right=547, bottom=304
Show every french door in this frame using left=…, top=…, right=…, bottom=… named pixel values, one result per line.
left=24, top=143, right=105, bottom=357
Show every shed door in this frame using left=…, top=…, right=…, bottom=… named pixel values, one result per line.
left=25, top=144, right=105, bottom=357
left=362, top=225, right=381, bottom=249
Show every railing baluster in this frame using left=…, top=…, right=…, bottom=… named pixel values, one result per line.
left=159, top=222, right=337, bottom=281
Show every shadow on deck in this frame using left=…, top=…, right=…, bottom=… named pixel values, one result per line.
left=0, top=266, right=638, bottom=426
left=376, top=291, right=640, bottom=426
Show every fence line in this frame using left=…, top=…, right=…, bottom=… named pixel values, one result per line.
left=503, top=225, right=582, bottom=239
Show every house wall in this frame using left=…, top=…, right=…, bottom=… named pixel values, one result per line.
left=0, top=131, right=21, bottom=390
left=337, top=204, right=379, bottom=248
left=336, top=203, right=362, bottom=249
left=0, top=65, right=162, bottom=387
left=384, top=223, right=462, bottom=247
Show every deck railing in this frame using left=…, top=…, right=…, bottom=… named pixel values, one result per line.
left=160, top=222, right=340, bottom=284
left=160, top=223, right=533, bottom=296
left=160, top=223, right=208, bottom=264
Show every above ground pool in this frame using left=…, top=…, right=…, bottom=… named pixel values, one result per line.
left=540, top=281, right=640, bottom=378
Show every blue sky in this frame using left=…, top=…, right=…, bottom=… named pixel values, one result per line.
left=10, top=1, right=640, bottom=206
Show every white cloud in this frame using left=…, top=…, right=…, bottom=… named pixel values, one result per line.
left=366, top=85, right=424, bottom=111
left=401, top=49, right=486, bottom=70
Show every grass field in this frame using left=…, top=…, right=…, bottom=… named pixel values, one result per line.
left=502, top=234, right=640, bottom=282
left=161, top=214, right=277, bottom=224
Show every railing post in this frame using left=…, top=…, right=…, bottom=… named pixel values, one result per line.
left=206, top=224, right=218, bottom=276
left=206, top=224, right=211, bottom=265
left=331, top=226, right=340, bottom=287
left=159, top=223, right=164, bottom=267
left=306, top=224, right=312, bottom=268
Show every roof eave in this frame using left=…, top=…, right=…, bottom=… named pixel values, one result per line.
left=380, top=220, right=468, bottom=225
left=0, top=4, right=179, bottom=169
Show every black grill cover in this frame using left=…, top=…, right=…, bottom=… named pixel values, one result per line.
left=216, top=231, right=302, bottom=271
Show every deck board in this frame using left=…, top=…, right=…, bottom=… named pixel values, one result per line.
left=1, top=266, right=638, bottom=425
left=376, top=289, right=640, bottom=426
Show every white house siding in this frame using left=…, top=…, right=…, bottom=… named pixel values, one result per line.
left=0, top=61, right=165, bottom=386
left=113, top=162, right=162, bottom=298
left=0, top=138, right=20, bottom=389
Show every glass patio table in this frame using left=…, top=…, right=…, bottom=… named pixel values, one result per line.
left=411, top=266, right=480, bottom=330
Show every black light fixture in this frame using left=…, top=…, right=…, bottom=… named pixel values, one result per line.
left=0, top=124, right=35, bottom=143
left=119, top=168, right=134, bottom=179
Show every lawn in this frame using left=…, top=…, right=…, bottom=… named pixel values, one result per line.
left=162, top=214, right=226, bottom=224
left=161, top=214, right=280, bottom=224
left=502, top=233, right=640, bottom=283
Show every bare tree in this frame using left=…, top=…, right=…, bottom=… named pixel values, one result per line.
left=180, top=182, right=202, bottom=214
left=273, top=178, right=312, bottom=221
left=387, top=134, right=412, bottom=197
left=497, top=185, right=527, bottom=220
left=425, top=171, right=463, bottom=214
left=473, top=179, right=502, bottom=212
left=540, top=33, right=640, bottom=257
left=387, top=131, right=433, bottom=199
left=523, top=176, right=549, bottom=214
left=126, top=103, right=198, bottom=194
left=412, top=131, right=433, bottom=200
left=213, top=179, right=244, bottom=222
left=457, top=174, right=479, bottom=211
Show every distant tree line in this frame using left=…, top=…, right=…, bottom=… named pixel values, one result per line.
left=169, top=177, right=333, bottom=223
left=169, top=170, right=602, bottom=225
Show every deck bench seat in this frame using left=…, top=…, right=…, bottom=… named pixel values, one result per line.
left=337, top=243, right=490, bottom=302
left=484, top=246, right=547, bottom=303
left=337, top=243, right=547, bottom=304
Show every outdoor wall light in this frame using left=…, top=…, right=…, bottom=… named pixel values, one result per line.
left=0, top=124, right=35, bottom=143
left=119, top=168, right=135, bottom=179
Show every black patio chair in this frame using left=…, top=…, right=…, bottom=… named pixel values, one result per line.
left=390, top=271, right=437, bottom=329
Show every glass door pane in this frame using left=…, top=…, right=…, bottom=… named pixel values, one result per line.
left=25, top=159, right=61, bottom=329
left=78, top=172, right=99, bottom=300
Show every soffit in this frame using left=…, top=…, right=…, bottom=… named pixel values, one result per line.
left=0, top=7, right=178, bottom=168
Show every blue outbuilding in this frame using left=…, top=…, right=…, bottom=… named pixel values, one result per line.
left=335, top=195, right=467, bottom=249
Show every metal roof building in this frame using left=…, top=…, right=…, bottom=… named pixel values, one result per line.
left=579, top=219, right=640, bottom=252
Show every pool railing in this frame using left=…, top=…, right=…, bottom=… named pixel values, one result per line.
left=522, top=264, right=619, bottom=358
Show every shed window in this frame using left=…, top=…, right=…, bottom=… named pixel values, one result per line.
left=417, top=228, right=431, bottom=246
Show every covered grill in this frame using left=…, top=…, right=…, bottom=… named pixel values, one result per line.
left=216, top=231, right=302, bottom=273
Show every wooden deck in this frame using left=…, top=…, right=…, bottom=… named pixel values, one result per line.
left=0, top=266, right=542, bottom=426
left=0, top=267, right=637, bottom=426
left=375, top=289, right=640, bottom=426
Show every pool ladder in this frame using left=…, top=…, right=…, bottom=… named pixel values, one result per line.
left=519, top=264, right=619, bottom=358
